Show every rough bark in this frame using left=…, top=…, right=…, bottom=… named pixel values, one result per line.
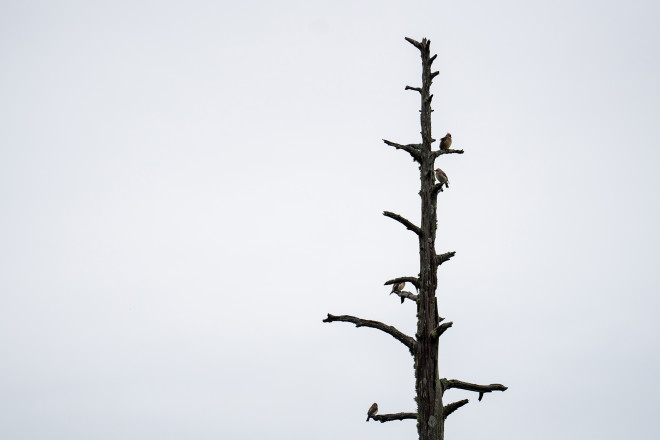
left=408, top=36, right=442, bottom=440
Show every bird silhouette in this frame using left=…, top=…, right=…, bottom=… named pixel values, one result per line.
left=367, top=402, right=378, bottom=421
left=440, top=133, right=452, bottom=150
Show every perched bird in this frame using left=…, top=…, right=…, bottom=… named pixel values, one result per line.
left=440, top=133, right=452, bottom=150
left=435, top=168, right=449, bottom=189
left=390, top=281, right=405, bottom=295
left=367, top=402, right=378, bottom=422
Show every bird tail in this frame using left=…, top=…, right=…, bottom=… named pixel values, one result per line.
left=366, top=416, right=370, bottom=422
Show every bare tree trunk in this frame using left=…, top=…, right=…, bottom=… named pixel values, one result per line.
left=323, top=37, right=506, bottom=440
left=412, top=36, right=442, bottom=440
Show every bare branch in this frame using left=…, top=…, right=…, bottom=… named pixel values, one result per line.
left=431, top=183, right=446, bottom=197
left=404, top=36, right=424, bottom=51
left=433, top=148, right=465, bottom=158
left=383, top=139, right=422, bottom=162
left=429, top=54, right=437, bottom=65
left=431, top=321, right=453, bottom=339
left=431, top=71, right=440, bottom=80
left=393, top=290, right=418, bottom=304
left=384, top=276, right=420, bottom=291
left=426, top=94, right=434, bottom=105
left=372, top=412, right=418, bottom=423
left=436, top=251, right=456, bottom=266
left=441, top=379, right=508, bottom=401
left=323, top=314, right=416, bottom=354
left=383, top=211, right=422, bottom=236
left=443, top=399, right=469, bottom=419
left=405, top=85, right=422, bottom=93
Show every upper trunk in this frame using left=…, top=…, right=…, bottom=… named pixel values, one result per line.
left=414, top=37, right=443, bottom=440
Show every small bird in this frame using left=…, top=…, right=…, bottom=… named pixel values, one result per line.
left=390, top=281, right=405, bottom=295
left=435, top=168, right=449, bottom=189
left=440, top=133, right=452, bottom=150
left=367, top=402, right=378, bottom=422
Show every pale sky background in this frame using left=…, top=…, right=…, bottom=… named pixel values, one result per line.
left=1, top=1, right=659, bottom=439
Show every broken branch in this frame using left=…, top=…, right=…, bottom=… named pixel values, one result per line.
left=436, top=251, right=456, bottom=266
left=383, top=139, right=422, bottom=162
left=442, top=379, right=508, bottom=401
left=433, top=148, right=465, bottom=158
left=383, top=211, right=422, bottom=236
left=372, top=412, right=418, bottom=423
left=393, top=290, right=418, bottom=304
left=404, top=36, right=424, bottom=51
left=443, top=399, right=469, bottom=419
left=431, top=183, right=446, bottom=197
left=431, top=322, right=453, bottom=339
left=405, top=85, right=422, bottom=93
left=323, top=314, right=416, bottom=354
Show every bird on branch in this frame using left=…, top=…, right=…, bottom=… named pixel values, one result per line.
left=435, top=168, right=449, bottom=189
left=440, top=133, right=452, bottom=150
left=390, top=281, right=405, bottom=295
left=367, top=402, right=378, bottom=422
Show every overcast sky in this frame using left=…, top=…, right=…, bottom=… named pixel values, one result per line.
left=1, top=1, right=659, bottom=439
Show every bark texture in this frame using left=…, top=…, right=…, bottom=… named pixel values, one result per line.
left=408, top=36, right=443, bottom=440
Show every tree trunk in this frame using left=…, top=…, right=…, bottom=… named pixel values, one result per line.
left=413, top=36, right=442, bottom=440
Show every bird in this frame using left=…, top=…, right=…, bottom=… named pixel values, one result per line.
left=367, top=402, right=378, bottom=422
left=390, top=281, right=405, bottom=295
left=435, top=168, right=449, bottom=189
left=440, top=133, right=452, bottom=150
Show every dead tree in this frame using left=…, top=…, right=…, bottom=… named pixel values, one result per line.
left=323, top=37, right=507, bottom=440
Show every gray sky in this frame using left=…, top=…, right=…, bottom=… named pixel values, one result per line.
left=1, top=1, right=659, bottom=439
